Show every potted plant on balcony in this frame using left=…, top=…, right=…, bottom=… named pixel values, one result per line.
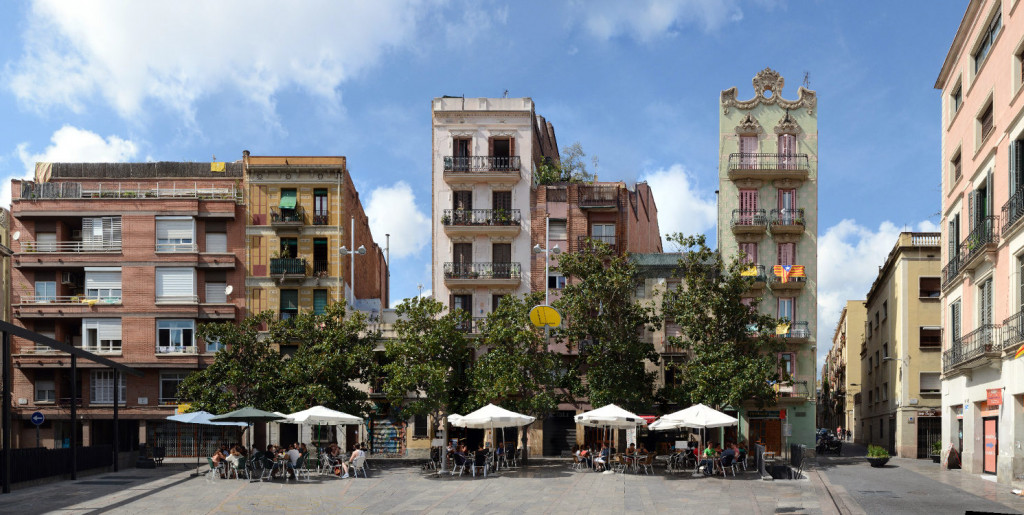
left=441, top=213, right=451, bottom=225
left=866, top=445, right=890, bottom=467
left=930, top=440, right=942, bottom=463
left=494, top=208, right=510, bottom=226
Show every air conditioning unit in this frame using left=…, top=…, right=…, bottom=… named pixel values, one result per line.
left=71, top=229, right=82, bottom=240
left=60, top=271, right=77, bottom=285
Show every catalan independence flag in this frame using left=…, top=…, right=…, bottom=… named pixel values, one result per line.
left=1015, top=343, right=1024, bottom=359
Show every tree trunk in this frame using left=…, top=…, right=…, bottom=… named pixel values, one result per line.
left=438, top=411, right=448, bottom=474
left=520, top=421, right=530, bottom=466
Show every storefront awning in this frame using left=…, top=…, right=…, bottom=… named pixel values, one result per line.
left=279, top=190, right=297, bottom=209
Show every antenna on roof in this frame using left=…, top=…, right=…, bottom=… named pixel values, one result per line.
left=803, top=72, right=811, bottom=89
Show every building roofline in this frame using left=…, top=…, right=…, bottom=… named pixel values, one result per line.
left=865, top=232, right=940, bottom=303
left=935, top=0, right=984, bottom=90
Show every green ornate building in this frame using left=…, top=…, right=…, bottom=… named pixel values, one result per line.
left=717, top=67, right=818, bottom=453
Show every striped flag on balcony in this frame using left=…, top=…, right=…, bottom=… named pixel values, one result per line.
left=1015, top=343, right=1024, bottom=359
left=773, top=265, right=806, bottom=283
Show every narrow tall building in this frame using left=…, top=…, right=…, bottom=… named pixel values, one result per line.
left=718, top=68, right=818, bottom=453
left=826, top=301, right=866, bottom=443
left=860, top=232, right=942, bottom=458
left=242, top=153, right=388, bottom=326
left=936, top=0, right=1024, bottom=482
left=9, top=162, right=247, bottom=451
left=431, top=97, right=557, bottom=326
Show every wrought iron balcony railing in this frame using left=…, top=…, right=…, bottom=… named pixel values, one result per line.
left=1004, top=188, right=1024, bottom=233
left=778, top=321, right=810, bottom=339
left=941, top=254, right=961, bottom=288
left=944, top=324, right=999, bottom=371
left=441, top=209, right=522, bottom=226
left=728, top=153, right=809, bottom=171
left=20, top=240, right=122, bottom=253
left=454, top=316, right=488, bottom=334
left=739, top=264, right=767, bottom=283
left=961, top=216, right=999, bottom=267
left=1003, top=309, right=1024, bottom=351
left=731, top=209, right=767, bottom=227
left=769, top=208, right=805, bottom=227
left=313, top=212, right=329, bottom=225
left=443, top=156, right=521, bottom=172
left=270, top=258, right=308, bottom=276
left=443, top=262, right=522, bottom=280
left=270, top=205, right=305, bottom=224
left=579, top=186, right=620, bottom=207
left=769, top=266, right=807, bottom=285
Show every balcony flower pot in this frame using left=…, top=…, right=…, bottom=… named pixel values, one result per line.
left=441, top=214, right=451, bottom=225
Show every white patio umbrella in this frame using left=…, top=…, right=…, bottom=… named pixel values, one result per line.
left=286, top=406, right=363, bottom=447
left=575, top=404, right=647, bottom=474
left=654, top=404, right=738, bottom=476
left=449, top=404, right=536, bottom=470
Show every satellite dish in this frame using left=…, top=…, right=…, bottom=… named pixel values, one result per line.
left=225, top=285, right=233, bottom=296
left=12, top=231, right=19, bottom=241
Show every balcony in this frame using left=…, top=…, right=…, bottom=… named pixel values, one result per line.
left=1003, top=188, right=1024, bottom=237
left=270, top=258, right=307, bottom=279
left=443, top=262, right=522, bottom=287
left=731, top=209, right=767, bottom=233
left=441, top=209, right=522, bottom=236
left=942, top=217, right=1000, bottom=290
left=941, top=254, right=961, bottom=290
left=19, top=181, right=242, bottom=202
left=579, top=186, right=620, bottom=209
left=1003, top=309, right=1024, bottom=352
left=768, top=265, right=806, bottom=291
left=14, top=294, right=121, bottom=318
left=19, top=240, right=121, bottom=254
left=943, top=324, right=1000, bottom=373
left=442, top=156, right=521, bottom=183
left=777, top=321, right=810, bottom=343
left=156, top=345, right=199, bottom=355
left=769, top=209, right=805, bottom=234
left=739, top=264, right=767, bottom=289
left=577, top=236, right=617, bottom=254
left=155, top=242, right=198, bottom=253
left=727, top=153, right=810, bottom=181
left=312, top=212, right=329, bottom=226
left=270, top=206, right=305, bottom=227
left=455, top=317, right=487, bottom=335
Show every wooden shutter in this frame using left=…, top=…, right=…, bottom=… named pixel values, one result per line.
left=492, top=191, right=511, bottom=211
left=492, top=243, right=511, bottom=263
left=948, top=219, right=957, bottom=260
left=453, top=243, right=472, bottom=264
left=740, top=136, right=757, bottom=154
left=740, top=242, right=757, bottom=264
left=156, top=267, right=196, bottom=299
left=778, top=243, right=795, bottom=266
left=952, top=302, right=961, bottom=341
left=453, top=191, right=472, bottom=211
left=740, top=189, right=757, bottom=211
left=1011, top=141, right=1018, bottom=194
left=968, top=191, right=975, bottom=230
left=1016, top=140, right=1024, bottom=193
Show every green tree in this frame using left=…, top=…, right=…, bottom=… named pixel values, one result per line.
left=379, top=296, right=474, bottom=466
left=553, top=241, right=660, bottom=412
left=663, top=234, right=787, bottom=410
left=534, top=141, right=597, bottom=185
left=470, top=292, right=571, bottom=462
left=177, top=311, right=285, bottom=413
left=271, top=303, right=378, bottom=415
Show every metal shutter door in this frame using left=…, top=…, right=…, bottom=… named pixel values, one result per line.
left=85, top=269, right=121, bottom=290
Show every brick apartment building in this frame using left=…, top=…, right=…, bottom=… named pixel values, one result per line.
left=8, top=162, right=247, bottom=453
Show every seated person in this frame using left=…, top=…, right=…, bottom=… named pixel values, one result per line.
left=625, top=443, right=636, bottom=456
left=637, top=443, right=649, bottom=455
left=593, top=444, right=610, bottom=471
left=720, top=445, right=736, bottom=475
left=698, top=442, right=716, bottom=476
left=225, top=446, right=242, bottom=470
left=211, top=448, right=227, bottom=477
left=473, top=443, right=489, bottom=471
left=284, top=443, right=300, bottom=480
left=340, top=442, right=365, bottom=478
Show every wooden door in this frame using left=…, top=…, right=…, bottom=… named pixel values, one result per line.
left=740, top=136, right=757, bottom=168
left=740, top=190, right=757, bottom=224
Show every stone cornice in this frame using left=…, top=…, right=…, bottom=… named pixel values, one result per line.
left=721, top=67, right=817, bottom=115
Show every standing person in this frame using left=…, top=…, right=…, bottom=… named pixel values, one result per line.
left=836, top=426, right=843, bottom=440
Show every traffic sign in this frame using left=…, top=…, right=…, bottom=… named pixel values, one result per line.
left=529, top=305, right=562, bottom=328
left=30, top=411, right=44, bottom=426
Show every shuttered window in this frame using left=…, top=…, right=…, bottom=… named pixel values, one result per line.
left=205, top=282, right=227, bottom=303
left=778, top=243, right=796, bottom=266
left=920, top=372, right=941, bottom=393
left=36, top=232, right=57, bottom=252
left=155, top=267, right=196, bottom=302
left=313, top=289, right=328, bottom=315
left=548, top=220, right=567, bottom=240
left=82, top=318, right=122, bottom=353
left=90, top=370, right=126, bottom=404
left=739, top=242, right=757, bottom=264
left=85, top=267, right=122, bottom=302
left=82, top=217, right=121, bottom=251
left=156, top=217, right=195, bottom=252
left=979, top=279, right=993, bottom=325
left=206, top=232, right=227, bottom=253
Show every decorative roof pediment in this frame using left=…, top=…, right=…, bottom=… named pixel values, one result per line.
left=721, top=67, right=817, bottom=115
left=735, top=114, right=764, bottom=135
left=774, top=112, right=802, bottom=135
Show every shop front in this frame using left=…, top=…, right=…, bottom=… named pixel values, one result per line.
left=747, top=409, right=783, bottom=455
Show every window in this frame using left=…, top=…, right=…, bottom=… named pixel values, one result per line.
left=951, top=299, right=962, bottom=343
left=882, top=383, right=888, bottom=402
left=85, top=267, right=121, bottom=302
left=279, top=290, right=298, bottom=321
left=492, top=191, right=512, bottom=212
left=157, top=320, right=195, bottom=353
left=414, top=413, right=429, bottom=438
left=951, top=152, right=962, bottom=183
left=634, top=280, right=645, bottom=298
left=979, top=102, right=995, bottom=141
left=548, top=220, right=567, bottom=240
left=548, top=272, right=566, bottom=290
left=34, top=371, right=55, bottom=403
left=205, top=335, right=224, bottom=353
left=920, top=327, right=942, bottom=349
left=313, top=238, right=328, bottom=275
left=868, top=390, right=874, bottom=403
left=492, top=294, right=505, bottom=312
left=973, top=9, right=1001, bottom=73
left=451, top=294, right=472, bottom=314
left=155, top=216, right=195, bottom=252
left=875, top=350, right=880, bottom=368
left=875, top=312, right=880, bottom=329
left=951, top=83, right=963, bottom=115
left=868, top=356, right=873, bottom=372
left=160, top=372, right=188, bottom=405
left=920, top=277, right=941, bottom=298
left=34, top=280, right=55, bottom=302
left=489, top=137, right=515, bottom=170
left=155, top=267, right=196, bottom=303
left=883, top=343, right=889, bottom=359
left=313, top=189, right=329, bottom=225
left=739, top=189, right=758, bottom=223
left=591, top=224, right=616, bottom=246
left=205, top=222, right=227, bottom=253
left=739, top=242, right=757, bottom=264
left=740, top=135, right=758, bottom=167
left=90, top=370, right=126, bottom=404
left=920, top=372, right=941, bottom=394
left=778, top=298, right=794, bottom=321
left=1019, top=255, right=1024, bottom=312
left=777, top=242, right=795, bottom=266
left=979, top=278, right=994, bottom=326
left=35, top=232, right=57, bottom=252
left=279, top=238, right=298, bottom=259
left=882, top=301, right=887, bottom=321
left=313, top=289, right=328, bottom=315
left=82, top=216, right=121, bottom=251
left=82, top=318, right=122, bottom=353
left=779, top=353, right=794, bottom=378
left=278, top=188, right=298, bottom=220
left=205, top=281, right=227, bottom=304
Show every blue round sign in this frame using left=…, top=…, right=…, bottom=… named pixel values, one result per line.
left=30, top=411, right=44, bottom=425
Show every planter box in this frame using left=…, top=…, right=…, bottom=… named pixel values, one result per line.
left=931, top=454, right=941, bottom=463
left=866, top=456, right=889, bottom=468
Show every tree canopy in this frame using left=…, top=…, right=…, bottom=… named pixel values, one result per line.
left=662, top=234, right=788, bottom=410
left=534, top=141, right=597, bottom=185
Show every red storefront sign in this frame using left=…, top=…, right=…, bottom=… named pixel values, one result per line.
left=987, top=389, right=1003, bottom=408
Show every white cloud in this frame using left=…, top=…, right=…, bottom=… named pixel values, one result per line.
left=9, top=0, right=430, bottom=123
left=816, top=219, right=937, bottom=371
left=640, top=164, right=717, bottom=248
left=4, top=125, right=139, bottom=206
left=365, top=181, right=430, bottom=260
left=575, top=0, right=744, bottom=42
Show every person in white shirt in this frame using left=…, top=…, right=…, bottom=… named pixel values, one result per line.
left=341, top=443, right=365, bottom=478
left=285, top=443, right=300, bottom=480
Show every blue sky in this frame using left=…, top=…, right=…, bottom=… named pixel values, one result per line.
left=0, top=1, right=965, bottom=371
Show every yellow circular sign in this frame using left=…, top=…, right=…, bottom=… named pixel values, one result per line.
left=530, top=305, right=562, bottom=328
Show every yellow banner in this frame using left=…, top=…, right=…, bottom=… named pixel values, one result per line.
left=210, top=162, right=226, bottom=172
left=741, top=266, right=758, bottom=277
left=776, top=323, right=790, bottom=336
left=176, top=403, right=191, bottom=415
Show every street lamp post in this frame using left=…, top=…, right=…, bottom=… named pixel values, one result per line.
left=339, top=216, right=366, bottom=308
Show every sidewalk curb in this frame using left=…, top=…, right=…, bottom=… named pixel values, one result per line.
left=812, top=461, right=867, bottom=515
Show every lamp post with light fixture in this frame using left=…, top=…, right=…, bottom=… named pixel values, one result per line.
left=339, top=216, right=366, bottom=308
